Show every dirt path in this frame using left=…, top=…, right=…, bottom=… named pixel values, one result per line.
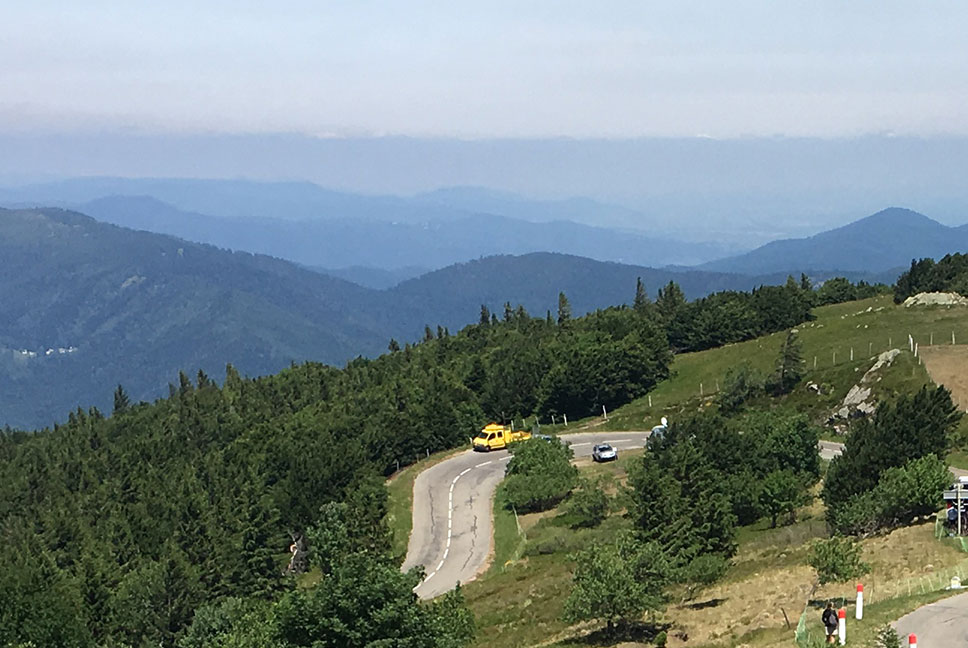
left=920, top=346, right=968, bottom=411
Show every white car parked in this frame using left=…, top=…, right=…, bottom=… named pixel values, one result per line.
left=591, top=443, right=617, bottom=462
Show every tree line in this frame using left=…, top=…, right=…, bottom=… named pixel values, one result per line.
left=0, top=274, right=882, bottom=646
left=894, top=253, right=968, bottom=302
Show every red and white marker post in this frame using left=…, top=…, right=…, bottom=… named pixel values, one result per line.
left=908, top=633, right=917, bottom=648
left=838, top=608, right=846, bottom=645
left=856, top=583, right=864, bottom=619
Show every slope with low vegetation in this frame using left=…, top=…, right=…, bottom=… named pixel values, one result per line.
left=457, top=283, right=968, bottom=648
left=0, top=249, right=953, bottom=648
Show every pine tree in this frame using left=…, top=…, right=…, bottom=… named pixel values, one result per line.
left=112, top=384, right=130, bottom=415
left=770, top=329, right=803, bottom=395
left=655, top=281, right=686, bottom=326
left=634, top=276, right=650, bottom=315
left=557, top=292, right=572, bottom=325
left=799, top=273, right=812, bottom=292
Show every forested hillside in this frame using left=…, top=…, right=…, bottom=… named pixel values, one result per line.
left=0, top=207, right=853, bottom=429
left=0, top=272, right=836, bottom=647
left=0, top=207, right=416, bottom=428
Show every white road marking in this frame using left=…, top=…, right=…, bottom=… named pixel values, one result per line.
left=419, top=460, right=481, bottom=587
left=421, top=435, right=653, bottom=591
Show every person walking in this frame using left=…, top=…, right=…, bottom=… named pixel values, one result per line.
left=821, top=602, right=838, bottom=644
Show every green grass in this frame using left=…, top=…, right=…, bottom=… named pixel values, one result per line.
left=603, top=295, right=968, bottom=432
left=948, top=447, right=968, bottom=471
left=490, top=482, right=528, bottom=573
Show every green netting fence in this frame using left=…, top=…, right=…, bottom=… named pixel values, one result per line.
left=795, top=557, right=968, bottom=647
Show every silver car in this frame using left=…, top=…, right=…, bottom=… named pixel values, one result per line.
left=591, top=443, right=617, bottom=462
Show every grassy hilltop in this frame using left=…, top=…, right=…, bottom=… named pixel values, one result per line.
left=603, top=294, right=968, bottom=436
left=454, top=294, right=968, bottom=648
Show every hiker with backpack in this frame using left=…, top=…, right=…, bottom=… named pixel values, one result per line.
left=821, top=602, right=838, bottom=644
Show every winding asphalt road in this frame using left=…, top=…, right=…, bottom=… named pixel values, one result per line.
left=402, top=436, right=882, bottom=599
left=402, top=431, right=651, bottom=599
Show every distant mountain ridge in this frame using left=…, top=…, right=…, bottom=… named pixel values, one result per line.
left=0, top=207, right=410, bottom=428
left=0, top=206, right=826, bottom=429
left=0, top=177, right=741, bottom=274
left=699, top=208, right=968, bottom=275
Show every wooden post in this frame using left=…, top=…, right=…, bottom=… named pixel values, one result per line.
left=699, top=382, right=703, bottom=397
left=833, top=351, right=837, bottom=365
left=648, top=394, right=652, bottom=408
left=602, top=405, right=607, bottom=420
left=930, top=332, right=934, bottom=345
left=869, top=341, right=872, bottom=356
left=814, top=355, right=817, bottom=369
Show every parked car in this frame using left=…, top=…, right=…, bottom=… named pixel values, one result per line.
left=591, top=443, right=617, bottom=462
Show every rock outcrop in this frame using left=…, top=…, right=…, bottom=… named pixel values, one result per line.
left=828, top=349, right=901, bottom=427
left=903, top=292, right=968, bottom=307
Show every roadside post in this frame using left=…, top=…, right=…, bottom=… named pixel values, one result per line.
left=855, top=583, right=863, bottom=620
left=960, top=481, right=963, bottom=537
left=908, top=633, right=917, bottom=648
left=837, top=608, right=846, bottom=645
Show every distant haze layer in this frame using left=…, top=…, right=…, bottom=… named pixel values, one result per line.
left=2, top=134, right=968, bottom=243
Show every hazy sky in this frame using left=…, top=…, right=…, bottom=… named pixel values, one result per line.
left=3, top=1, right=967, bottom=139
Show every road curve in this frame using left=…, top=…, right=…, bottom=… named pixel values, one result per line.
left=402, top=432, right=650, bottom=599
left=403, top=436, right=960, bottom=599
left=894, top=590, right=968, bottom=645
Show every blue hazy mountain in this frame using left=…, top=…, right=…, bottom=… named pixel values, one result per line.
left=0, top=183, right=740, bottom=272
left=700, top=208, right=968, bottom=275
left=0, top=206, right=820, bottom=429
left=4, top=133, right=968, bottom=246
